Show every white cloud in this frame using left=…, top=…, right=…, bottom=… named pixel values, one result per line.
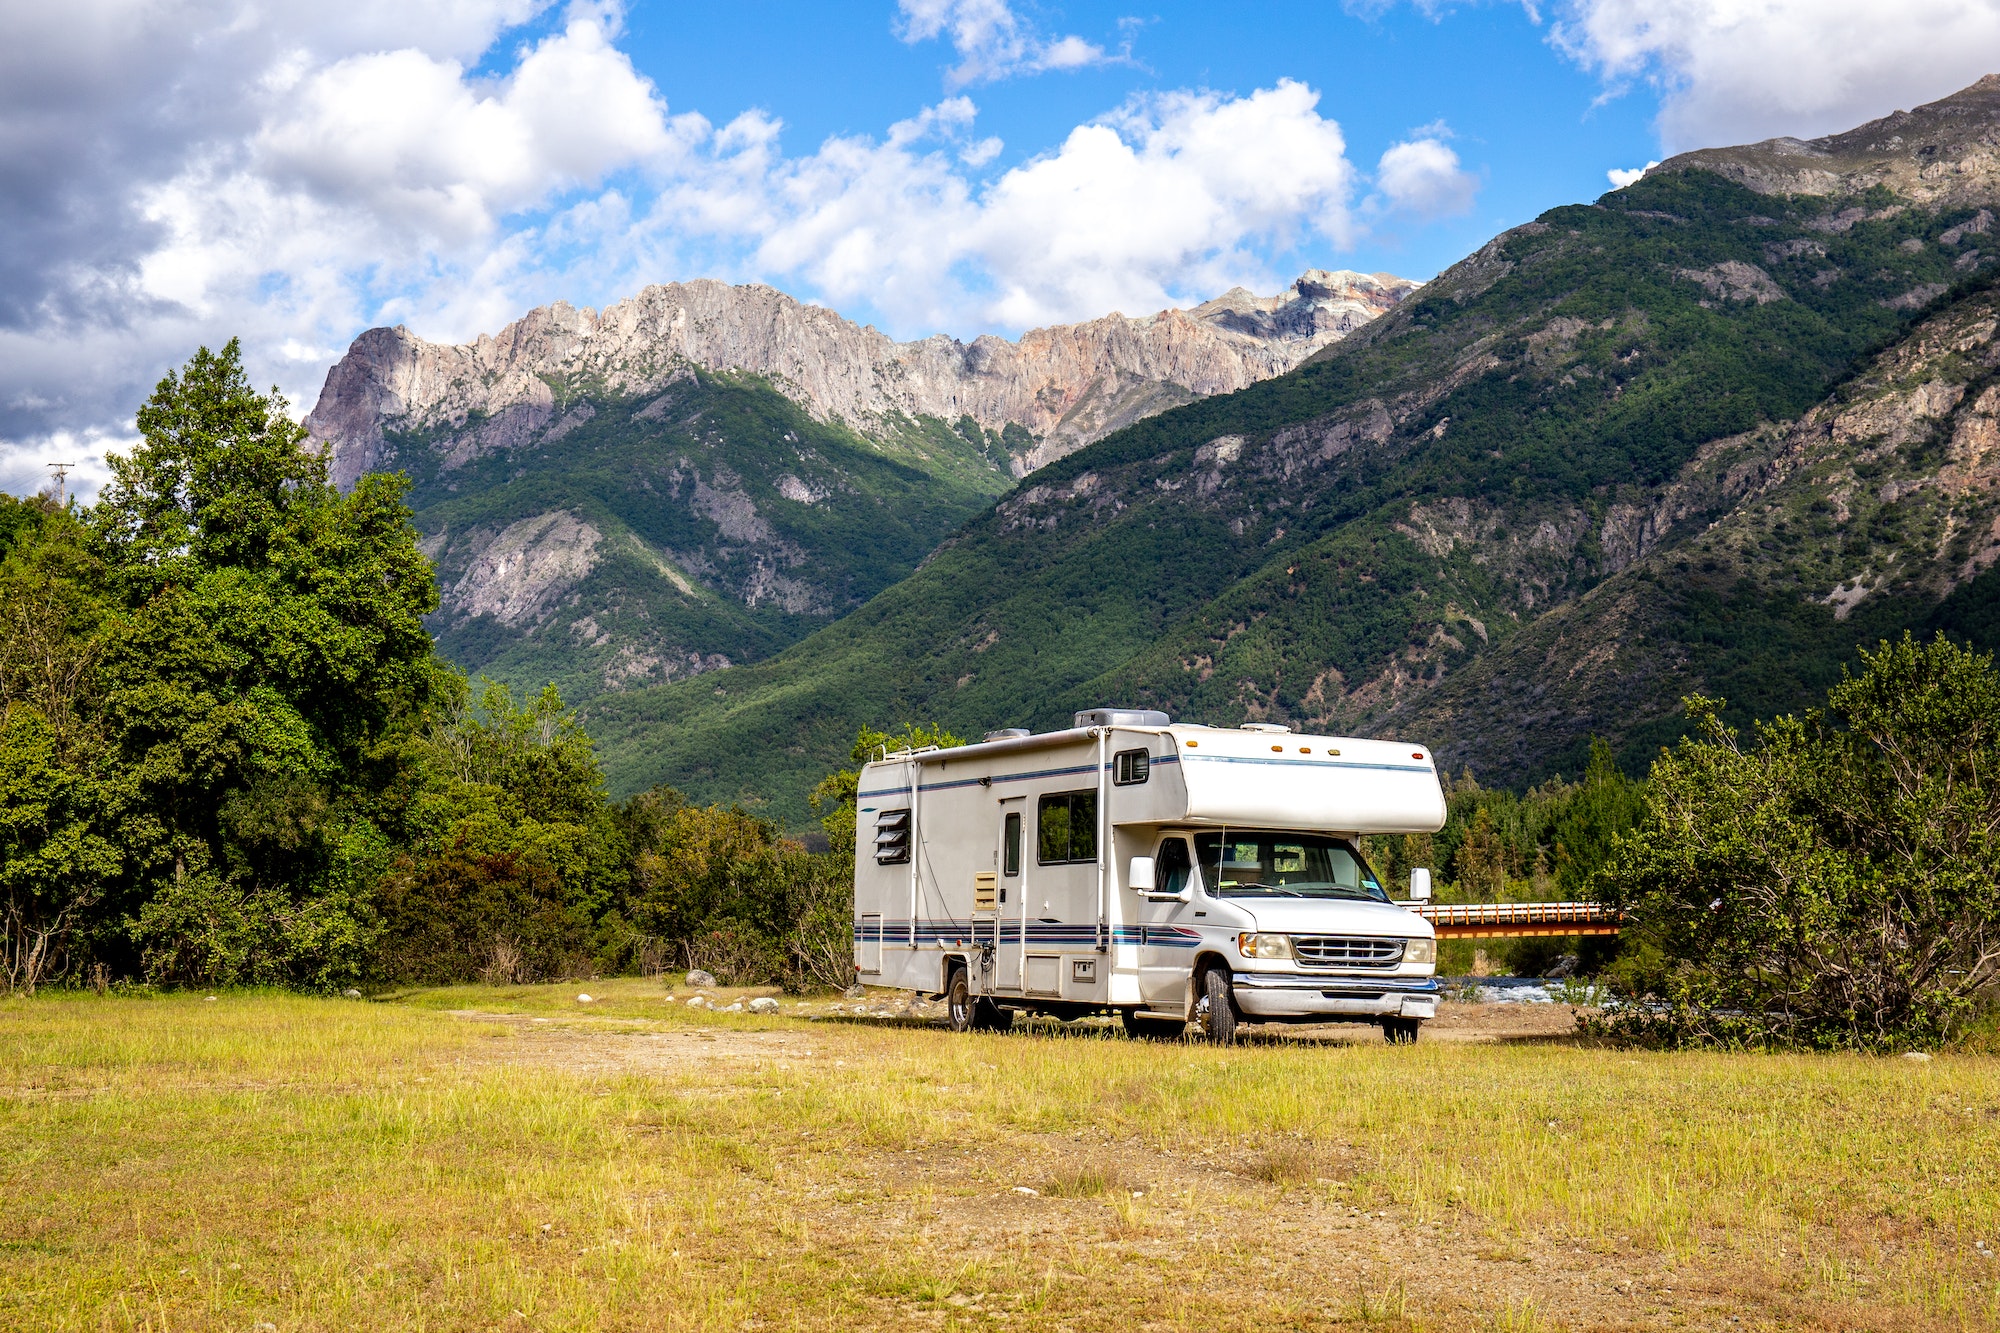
left=679, top=79, right=1360, bottom=332
left=896, top=0, right=1111, bottom=88
left=1606, top=159, right=1659, bottom=188
left=1375, top=136, right=1479, bottom=217
left=0, top=4, right=1380, bottom=496
left=1549, top=0, right=2000, bottom=153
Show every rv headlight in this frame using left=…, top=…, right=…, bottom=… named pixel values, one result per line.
left=1404, top=938, right=1436, bottom=965
left=1237, top=932, right=1294, bottom=960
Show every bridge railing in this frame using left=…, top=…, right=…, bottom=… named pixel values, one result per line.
left=1409, top=901, right=1622, bottom=938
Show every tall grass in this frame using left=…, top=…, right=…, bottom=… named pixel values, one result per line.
left=1, top=985, right=1996, bottom=1330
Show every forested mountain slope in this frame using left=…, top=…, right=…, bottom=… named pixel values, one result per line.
left=589, top=76, right=2000, bottom=820
left=306, top=273, right=1412, bottom=706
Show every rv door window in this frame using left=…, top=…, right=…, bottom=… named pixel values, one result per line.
left=1037, top=791, right=1098, bottom=864
left=1113, top=748, right=1150, bottom=785
left=1155, top=838, right=1192, bottom=896
left=1193, top=832, right=1388, bottom=902
left=1003, top=812, right=1022, bottom=876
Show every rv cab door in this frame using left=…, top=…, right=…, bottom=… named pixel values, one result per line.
left=1136, top=835, right=1196, bottom=1006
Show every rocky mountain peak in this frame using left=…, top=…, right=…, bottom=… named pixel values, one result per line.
left=1656, top=74, right=2000, bottom=206
left=305, top=272, right=1418, bottom=488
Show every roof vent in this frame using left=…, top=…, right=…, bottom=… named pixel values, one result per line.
left=1073, top=708, right=1171, bottom=729
left=983, top=728, right=1031, bottom=742
left=1240, top=722, right=1292, bottom=733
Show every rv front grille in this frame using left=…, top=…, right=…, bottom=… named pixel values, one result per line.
left=1291, top=935, right=1406, bottom=969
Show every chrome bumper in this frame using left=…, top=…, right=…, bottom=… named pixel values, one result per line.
left=1230, top=972, right=1439, bottom=1020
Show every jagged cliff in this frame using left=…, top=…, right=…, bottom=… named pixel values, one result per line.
left=307, top=270, right=1415, bottom=489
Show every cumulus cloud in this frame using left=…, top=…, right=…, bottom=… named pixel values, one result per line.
left=895, top=0, right=1112, bottom=87
left=1606, top=159, right=1659, bottom=188
left=1549, top=0, right=2000, bottom=153
left=1375, top=135, right=1479, bottom=217
left=0, top=3, right=1371, bottom=495
left=646, top=79, right=1359, bottom=332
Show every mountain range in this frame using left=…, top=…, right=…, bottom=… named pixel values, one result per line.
left=312, top=75, right=2000, bottom=828
left=306, top=270, right=1415, bottom=704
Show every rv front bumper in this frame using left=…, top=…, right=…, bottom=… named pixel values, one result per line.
left=1229, top=972, right=1440, bottom=1021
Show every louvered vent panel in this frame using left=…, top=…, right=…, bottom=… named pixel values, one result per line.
left=874, top=809, right=911, bottom=865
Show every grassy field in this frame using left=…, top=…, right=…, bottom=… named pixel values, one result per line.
left=1, top=980, right=1996, bottom=1331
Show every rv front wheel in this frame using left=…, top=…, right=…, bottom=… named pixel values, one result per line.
left=945, top=966, right=974, bottom=1033
left=1195, top=967, right=1238, bottom=1045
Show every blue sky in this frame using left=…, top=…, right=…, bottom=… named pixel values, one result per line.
left=3, top=0, right=1999, bottom=496
left=619, top=0, right=1659, bottom=288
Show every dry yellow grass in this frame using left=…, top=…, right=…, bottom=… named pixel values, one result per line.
left=0, top=979, right=1996, bottom=1331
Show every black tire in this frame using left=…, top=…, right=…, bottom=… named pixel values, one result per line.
left=971, top=998, right=1014, bottom=1031
left=946, top=965, right=974, bottom=1033
left=1383, top=1017, right=1421, bottom=1044
left=1121, top=1009, right=1185, bottom=1041
left=1195, top=967, right=1239, bottom=1045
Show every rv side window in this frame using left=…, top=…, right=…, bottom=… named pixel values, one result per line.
left=1113, top=749, right=1150, bottom=785
left=1003, top=812, right=1021, bottom=876
left=874, top=809, right=911, bottom=865
left=1037, top=791, right=1097, bottom=864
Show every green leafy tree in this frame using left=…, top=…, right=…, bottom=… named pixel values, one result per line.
left=0, top=497, right=121, bottom=990
left=1599, top=634, right=2000, bottom=1047
left=87, top=340, right=442, bottom=986
left=373, top=680, right=622, bottom=984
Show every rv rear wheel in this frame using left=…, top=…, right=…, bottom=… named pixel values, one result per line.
left=945, top=966, right=974, bottom=1033
left=1120, top=1010, right=1184, bottom=1041
left=1382, top=1017, right=1421, bottom=1044
left=1195, top=967, right=1238, bottom=1045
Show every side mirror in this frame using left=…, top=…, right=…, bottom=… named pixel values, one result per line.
left=1408, top=868, right=1432, bottom=903
left=1128, top=856, right=1156, bottom=892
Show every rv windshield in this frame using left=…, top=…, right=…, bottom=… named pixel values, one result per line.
left=1193, top=833, right=1389, bottom=903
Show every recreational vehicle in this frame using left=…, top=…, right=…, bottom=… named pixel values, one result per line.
left=851, top=709, right=1447, bottom=1044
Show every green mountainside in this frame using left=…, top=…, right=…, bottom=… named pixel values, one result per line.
left=587, top=77, right=2000, bottom=821
left=389, top=371, right=1014, bottom=708
left=310, top=275, right=1410, bottom=713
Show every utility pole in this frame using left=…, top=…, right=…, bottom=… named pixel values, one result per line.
left=46, top=462, right=75, bottom=507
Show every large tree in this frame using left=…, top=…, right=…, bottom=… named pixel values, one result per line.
left=80, top=341, right=443, bottom=985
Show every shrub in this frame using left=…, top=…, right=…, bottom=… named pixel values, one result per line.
left=1596, top=633, right=2000, bottom=1048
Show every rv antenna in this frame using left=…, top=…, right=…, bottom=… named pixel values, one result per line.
left=47, top=462, right=76, bottom=507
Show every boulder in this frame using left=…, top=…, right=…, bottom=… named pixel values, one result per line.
left=720, top=1002, right=744, bottom=1013
left=844, top=983, right=867, bottom=999
left=748, top=996, right=780, bottom=1014
left=686, top=969, right=718, bottom=988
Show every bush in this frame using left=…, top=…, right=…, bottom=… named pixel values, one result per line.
left=1596, top=634, right=2000, bottom=1048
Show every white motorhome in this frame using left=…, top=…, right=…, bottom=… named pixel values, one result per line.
left=852, top=708, right=1447, bottom=1044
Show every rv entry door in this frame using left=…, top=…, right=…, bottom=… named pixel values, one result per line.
left=994, top=802, right=1024, bottom=991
